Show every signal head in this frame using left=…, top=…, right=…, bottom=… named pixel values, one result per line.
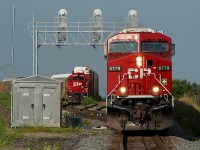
left=58, top=9, right=67, bottom=17
left=93, top=9, right=102, bottom=17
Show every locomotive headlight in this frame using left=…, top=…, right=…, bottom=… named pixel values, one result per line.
left=136, top=56, right=142, bottom=67
left=119, top=86, right=128, bottom=97
left=152, top=86, right=159, bottom=96
left=153, top=86, right=159, bottom=93
left=120, top=87, right=126, bottom=93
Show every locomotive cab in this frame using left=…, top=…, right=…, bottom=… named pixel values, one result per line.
left=106, top=28, right=175, bottom=130
left=66, top=66, right=99, bottom=103
left=67, top=73, right=88, bottom=103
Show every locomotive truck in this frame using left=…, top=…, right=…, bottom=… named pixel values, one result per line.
left=105, top=28, right=175, bottom=130
left=66, top=66, right=99, bottom=103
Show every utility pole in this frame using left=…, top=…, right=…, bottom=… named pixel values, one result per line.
left=12, top=2, right=15, bottom=78
left=32, top=15, right=35, bottom=76
left=11, top=0, right=15, bottom=128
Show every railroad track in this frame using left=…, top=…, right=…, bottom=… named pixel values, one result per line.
left=62, top=102, right=175, bottom=150
left=62, top=103, right=107, bottom=122
left=110, top=130, right=175, bottom=150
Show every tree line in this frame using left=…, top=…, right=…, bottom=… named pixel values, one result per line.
left=172, top=79, right=200, bottom=99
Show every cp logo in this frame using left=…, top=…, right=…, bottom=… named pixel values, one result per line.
left=127, top=68, right=151, bottom=79
left=73, top=82, right=82, bottom=86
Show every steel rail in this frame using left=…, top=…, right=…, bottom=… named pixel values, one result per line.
left=154, top=133, right=167, bottom=150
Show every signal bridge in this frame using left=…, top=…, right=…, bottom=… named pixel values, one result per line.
left=28, top=9, right=138, bottom=75
left=28, top=19, right=127, bottom=46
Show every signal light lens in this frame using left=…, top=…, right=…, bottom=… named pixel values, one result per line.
left=136, top=56, right=142, bottom=67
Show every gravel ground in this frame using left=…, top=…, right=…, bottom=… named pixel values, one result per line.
left=167, top=121, right=200, bottom=150
left=1, top=120, right=200, bottom=150
left=0, top=128, right=114, bottom=150
left=74, top=129, right=113, bottom=150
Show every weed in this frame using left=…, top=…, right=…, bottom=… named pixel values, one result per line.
left=0, top=93, right=11, bottom=108
left=81, top=97, right=97, bottom=106
left=83, top=119, right=92, bottom=126
left=0, top=118, right=18, bottom=146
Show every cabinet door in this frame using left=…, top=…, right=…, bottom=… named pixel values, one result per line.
left=42, top=88, right=55, bottom=126
left=18, top=87, right=34, bottom=125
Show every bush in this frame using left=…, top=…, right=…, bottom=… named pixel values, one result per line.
left=81, top=97, right=97, bottom=106
left=172, top=79, right=192, bottom=99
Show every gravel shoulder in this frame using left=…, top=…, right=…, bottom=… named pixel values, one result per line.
left=0, top=128, right=114, bottom=150
left=1, top=121, right=200, bottom=150
left=166, top=121, right=200, bottom=150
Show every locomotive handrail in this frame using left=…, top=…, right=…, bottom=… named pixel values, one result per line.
left=151, top=73, right=174, bottom=107
left=106, top=73, right=128, bottom=101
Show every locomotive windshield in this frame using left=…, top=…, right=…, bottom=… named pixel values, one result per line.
left=109, top=41, right=138, bottom=53
left=141, top=42, right=169, bottom=52
left=73, top=77, right=84, bottom=80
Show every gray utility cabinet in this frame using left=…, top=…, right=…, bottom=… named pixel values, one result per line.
left=12, top=76, right=61, bottom=127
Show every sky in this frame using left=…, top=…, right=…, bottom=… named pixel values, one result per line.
left=0, top=0, right=200, bottom=97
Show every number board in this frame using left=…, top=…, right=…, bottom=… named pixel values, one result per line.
left=158, top=66, right=170, bottom=71
left=108, top=66, right=121, bottom=72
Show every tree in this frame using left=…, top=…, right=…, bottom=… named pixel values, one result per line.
left=191, top=83, right=200, bottom=95
left=172, top=79, right=192, bottom=98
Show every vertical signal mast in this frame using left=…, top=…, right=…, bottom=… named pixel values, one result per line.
left=92, top=9, right=103, bottom=43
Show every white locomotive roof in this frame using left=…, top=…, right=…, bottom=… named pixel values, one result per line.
left=74, top=66, right=90, bottom=74
left=51, top=74, right=71, bottom=79
left=119, top=28, right=164, bottom=34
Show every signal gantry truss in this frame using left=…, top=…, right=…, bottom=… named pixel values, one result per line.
left=28, top=18, right=127, bottom=46
left=28, top=9, right=138, bottom=75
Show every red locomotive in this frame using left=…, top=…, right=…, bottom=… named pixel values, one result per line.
left=66, top=66, right=99, bottom=103
left=105, top=28, right=175, bottom=130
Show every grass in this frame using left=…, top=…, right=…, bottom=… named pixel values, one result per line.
left=179, top=97, right=200, bottom=112
left=28, top=143, right=60, bottom=150
left=14, top=126, right=82, bottom=134
left=83, top=119, right=92, bottom=126
left=13, top=126, right=82, bottom=150
left=81, top=97, right=97, bottom=106
left=0, top=93, right=11, bottom=108
left=0, top=118, right=18, bottom=146
left=0, top=93, right=17, bottom=146
left=173, top=96, right=200, bottom=136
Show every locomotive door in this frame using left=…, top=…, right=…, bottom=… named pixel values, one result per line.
left=18, top=87, right=34, bottom=125
left=42, top=88, right=55, bottom=126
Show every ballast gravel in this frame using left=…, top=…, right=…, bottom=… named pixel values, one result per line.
left=1, top=121, right=200, bottom=150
